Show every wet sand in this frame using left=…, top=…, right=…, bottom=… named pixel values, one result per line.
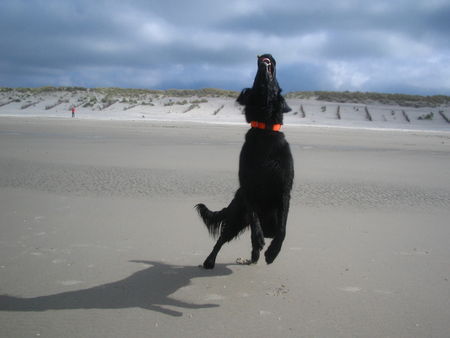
left=1, top=117, right=450, bottom=337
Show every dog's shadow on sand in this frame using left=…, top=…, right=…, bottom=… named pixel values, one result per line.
left=0, top=260, right=233, bottom=317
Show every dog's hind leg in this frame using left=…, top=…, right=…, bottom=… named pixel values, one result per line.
left=203, top=236, right=227, bottom=269
left=250, top=213, right=265, bottom=263
left=201, top=189, right=249, bottom=269
left=264, top=196, right=290, bottom=264
left=236, top=213, right=265, bottom=265
left=203, top=224, right=244, bottom=269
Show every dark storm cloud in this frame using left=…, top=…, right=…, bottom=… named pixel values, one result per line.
left=0, top=0, right=449, bottom=94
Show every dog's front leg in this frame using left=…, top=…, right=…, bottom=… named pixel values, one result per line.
left=264, top=230, right=286, bottom=264
left=264, top=197, right=290, bottom=264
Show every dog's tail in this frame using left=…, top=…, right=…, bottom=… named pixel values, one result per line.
left=195, top=189, right=249, bottom=239
left=194, top=203, right=227, bottom=238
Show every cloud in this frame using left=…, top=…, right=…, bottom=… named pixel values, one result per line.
left=0, top=0, right=449, bottom=94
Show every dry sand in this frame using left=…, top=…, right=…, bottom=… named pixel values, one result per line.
left=0, top=117, right=449, bottom=337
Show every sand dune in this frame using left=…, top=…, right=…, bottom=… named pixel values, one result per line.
left=1, top=88, right=449, bottom=131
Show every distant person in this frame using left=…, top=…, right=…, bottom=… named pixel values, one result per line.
left=71, top=107, right=75, bottom=118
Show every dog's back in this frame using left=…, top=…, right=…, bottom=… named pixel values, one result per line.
left=239, top=128, right=293, bottom=218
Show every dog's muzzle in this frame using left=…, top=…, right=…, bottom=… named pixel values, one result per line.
left=259, top=57, right=273, bottom=79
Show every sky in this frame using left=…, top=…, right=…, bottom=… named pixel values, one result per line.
left=1, top=0, right=449, bottom=95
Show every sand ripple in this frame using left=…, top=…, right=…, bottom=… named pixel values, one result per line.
left=1, top=158, right=448, bottom=209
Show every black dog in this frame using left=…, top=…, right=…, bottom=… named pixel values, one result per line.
left=195, top=54, right=294, bottom=269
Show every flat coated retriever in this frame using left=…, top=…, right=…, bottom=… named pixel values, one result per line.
left=195, top=54, right=294, bottom=269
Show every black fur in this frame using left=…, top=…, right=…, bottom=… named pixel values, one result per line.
left=195, top=54, right=294, bottom=269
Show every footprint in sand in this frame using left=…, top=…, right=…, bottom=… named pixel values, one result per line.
left=204, top=294, right=225, bottom=301
left=339, top=286, right=362, bottom=293
left=57, top=280, right=84, bottom=286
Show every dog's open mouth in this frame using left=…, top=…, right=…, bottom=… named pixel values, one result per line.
left=260, top=57, right=274, bottom=79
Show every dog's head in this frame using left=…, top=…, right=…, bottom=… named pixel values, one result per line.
left=237, top=54, right=291, bottom=125
left=256, top=54, right=276, bottom=84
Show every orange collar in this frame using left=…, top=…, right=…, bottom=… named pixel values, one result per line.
left=250, top=121, right=282, bottom=132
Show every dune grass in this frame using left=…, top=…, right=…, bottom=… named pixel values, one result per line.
left=286, top=91, right=450, bottom=108
left=2, top=87, right=450, bottom=108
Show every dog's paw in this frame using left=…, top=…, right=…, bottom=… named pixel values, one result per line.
left=203, top=259, right=215, bottom=269
left=264, top=248, right=278, bottom=264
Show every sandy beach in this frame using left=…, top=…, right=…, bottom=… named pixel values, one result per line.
left=1, top=117, right=450, bottom=337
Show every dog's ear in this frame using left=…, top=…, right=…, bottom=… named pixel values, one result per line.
left=237, top=88, right=251, bottom=106
left=279, top=95, right=291, bottom=113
